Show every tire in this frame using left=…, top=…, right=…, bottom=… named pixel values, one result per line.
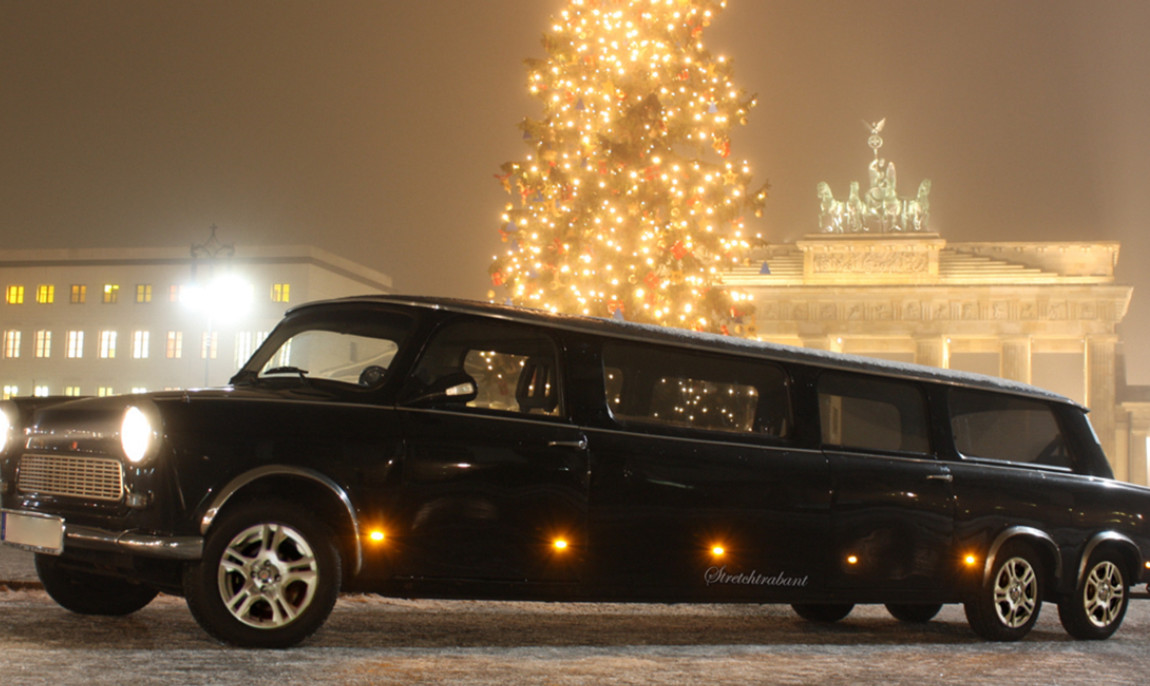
left=885, top=603, right=942, bottom=623
left=963, top=541, right=1043, bottom=641
left=35, top=553, right=158, bottom=616
left=791, top=603, right=854, bottom=622
left=1057, top=550, right=1128, bottom=640
left=184, top=500, right=342, bottom=648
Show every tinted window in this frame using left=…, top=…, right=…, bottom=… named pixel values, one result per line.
left=410, top=318, right=562, bottom=416
left=949, top=389, right=1072, bottom=468
left=603, top=342, right=790, bottom=437
left=818, top=373, right=929, bottom=454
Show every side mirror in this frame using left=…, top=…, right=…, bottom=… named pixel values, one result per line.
left=403, top=372, right=478, bottom=407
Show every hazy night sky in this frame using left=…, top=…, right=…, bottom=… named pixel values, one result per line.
left=3, top=1, right=1150, bottom=380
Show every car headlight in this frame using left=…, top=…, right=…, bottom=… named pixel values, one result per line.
left=121, top=405, right=160, bottom=464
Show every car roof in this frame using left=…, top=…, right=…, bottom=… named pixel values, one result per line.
left=286, top=294, right=1083, bottom=409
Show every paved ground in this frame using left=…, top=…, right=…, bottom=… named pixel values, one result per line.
left=3, top=542, right=1150, bottom=685
left=0, top=546, right=36, bottom=585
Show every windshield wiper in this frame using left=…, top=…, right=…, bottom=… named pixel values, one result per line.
left=261, top=366, right=310, bottom=381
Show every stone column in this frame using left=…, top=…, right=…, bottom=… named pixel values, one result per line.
left=1000, top=337, right=1033, bottom=385
left=1121, top=402, right=1150, bottom=487
left=914, top=336, right=950, bottom=369
left=1085, top=335, right=1119, bottom=472
left=1131, top=431, right=1150, bottom=487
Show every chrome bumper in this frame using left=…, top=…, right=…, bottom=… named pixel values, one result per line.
left=64, top=524, right=203, bottom=560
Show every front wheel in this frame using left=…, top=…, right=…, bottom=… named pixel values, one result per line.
left=35, top=554, right=158, bottom=616
left=963, top=541, right=1043, bottom=641
left=791, top=603, right=854, bottom=622
left=1057, top=551, right=1128, bottom=640
left=184, top=500, right=342, bottom=648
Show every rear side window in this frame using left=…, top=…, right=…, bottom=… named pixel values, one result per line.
left=818, top=373, right=930, bottom=454
left=603, top=342, right=791, bottom=437
left=949, top=389, right=1072, bottom=468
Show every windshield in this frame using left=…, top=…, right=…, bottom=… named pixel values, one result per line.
left=236, top=308, right=415, bottom=389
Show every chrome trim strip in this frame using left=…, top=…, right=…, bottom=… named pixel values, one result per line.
left=64, top=524, right=203, bottom=560
left=199, top=465, right=363, bottom=575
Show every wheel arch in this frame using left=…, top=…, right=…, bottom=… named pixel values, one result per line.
left=199, top=465, right=363, bottom=576
left=1078, top=531, right=1142, bottom=586
left=984, top=526, right=1062, bottom=588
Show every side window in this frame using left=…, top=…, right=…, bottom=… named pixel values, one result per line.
left=410, top=318, right=562, bottom=416
left=818, top=373, right=930, bottom=454
left=949, top=389, right=1072, bottom=468
left=602, top=341, right=791, bottom=437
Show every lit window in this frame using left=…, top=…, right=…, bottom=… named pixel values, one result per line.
left=66, top=331, right=84, bottom=358
left=169, top=284, right=182, bottom=302
left=102, top=284, right=119, bottom=304
left=201, top=332, right=218, bottom=360
left=35, top=285, right=55, bottom=304
left=166, top=331, right=183, bottom=359
left=6, top=285, right=24, bottom=304
left=130, top=386, right=147, bottom=394
left=64, top=386, right=82, bottom=397
left=70, top=285, right=87, bottom=304
left=97, top=386, right=114, bottom=397
left=272, top=283, right=291, bottom=303
left=34, top=330, right=51, bottom=358
left=235, top=332, right=254, bottom=367
left=33, top=385, right=49, bottom=397
left=98, top=330, right=117, bottom=359
left=135, top=284, right=152, bottom=303
left=2, top=385, right=18, bottom=400
left=3, top=330, right=21, bottom=358
left=132, top=331, right=150, bottom=359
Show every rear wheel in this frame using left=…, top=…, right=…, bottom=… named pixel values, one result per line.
left=35, top=554, right=158, bottom=616
left=964, top=541, right=1043, bottom=641
left=184, top=500, right=341, bottom=648
left=1057, top=551, right=1128, bottom=640
left=885, top=603, right=942, bottom=623
left=791, top=603, right=854, bottom=622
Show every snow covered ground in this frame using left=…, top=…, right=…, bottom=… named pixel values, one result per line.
left=2, top=583, right=1149, bottom=685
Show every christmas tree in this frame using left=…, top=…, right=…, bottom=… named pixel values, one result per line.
left=490, top=0, right=767, bottom=334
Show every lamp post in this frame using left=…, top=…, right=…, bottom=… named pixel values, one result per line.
left=184, top=227, right=252, bottom=387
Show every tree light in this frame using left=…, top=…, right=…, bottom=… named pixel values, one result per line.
left=490, top=0, right=764, bottom=336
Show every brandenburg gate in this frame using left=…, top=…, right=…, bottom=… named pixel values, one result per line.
left=726, top=121, right=1145, bottom=484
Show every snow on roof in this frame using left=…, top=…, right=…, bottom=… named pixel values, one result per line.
left=292, top=294, right=1081, bottom=409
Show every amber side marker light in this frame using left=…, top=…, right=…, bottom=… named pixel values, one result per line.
left=711, top=545, right=726, bottom=558
left=552, top=538, right=569, bottom=551
left=368, top=530, right=386, bottom=543
left=846, top=555, right=859, bottom=565
left=964, top=554, right=979, bottom=567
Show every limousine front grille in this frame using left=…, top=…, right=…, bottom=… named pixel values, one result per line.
left=17, top=454, right=124, bottom=502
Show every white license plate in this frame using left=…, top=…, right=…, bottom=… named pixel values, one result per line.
left=1, top=510, right=65, bottom=555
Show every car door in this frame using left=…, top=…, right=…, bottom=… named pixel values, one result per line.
left=818, top=372, right=956, bottom=594
left=584, top=340, right=831, bottom=600
left=393, top=316, right=588, bottom=583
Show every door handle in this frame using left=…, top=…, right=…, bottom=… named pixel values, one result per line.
left=926, top=473, right=953, bottom=482
left=548, top=436, right=588, bottom=450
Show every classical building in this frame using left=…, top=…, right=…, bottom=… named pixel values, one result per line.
left=0, top=234, right=392, bottom=395
left=727, top=123, right=1146, bottom=484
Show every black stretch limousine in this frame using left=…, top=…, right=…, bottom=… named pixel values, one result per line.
left=3, top=295, right=1149, bottom=647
